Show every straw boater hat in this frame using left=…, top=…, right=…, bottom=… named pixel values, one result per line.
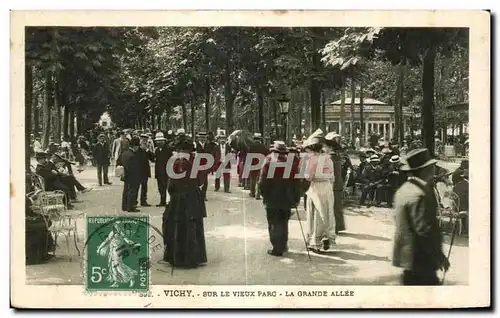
left=368, top=154, right=380, bottom=163
left=389, top=155, right=401, bottom=164
left=270, top=141, right=289, bottom=153
left=154, top=132, right=166, bottom=141
left=302, top=128, right=324, bottom=148
left=253, top=132, right=263, bottom=140
left=400, top=148, right=438, bottom=171
left=381, top=147, right=392, bottom=154
left=140, top=134, right=149, bottom=139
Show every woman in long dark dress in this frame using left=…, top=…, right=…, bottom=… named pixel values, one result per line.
left=162, top=137, right=207, bottom=269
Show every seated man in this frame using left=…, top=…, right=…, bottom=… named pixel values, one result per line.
left=359, top=154, right=384, bottom=206
left=50, top=154, right=91, bottom=200
left=453, top=169, right=469, bottom=236
left=35, top=152, right=74, bottom=209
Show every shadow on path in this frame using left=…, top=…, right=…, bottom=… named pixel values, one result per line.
left=338, top=232, right=391, bottom=242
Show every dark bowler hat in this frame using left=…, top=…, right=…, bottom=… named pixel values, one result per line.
left=400, top=148, right=438, bottom=171
left=176, top=137, right=195, bottom=152
left=130, top=136, right=141, bottom=147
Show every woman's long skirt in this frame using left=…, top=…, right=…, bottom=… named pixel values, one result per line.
left=306, top=181, right=336, bottom=250
left=162, top=199, right=207, bottom=269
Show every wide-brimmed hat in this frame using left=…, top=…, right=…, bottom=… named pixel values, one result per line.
left=154, top=132, right=166, bottom=141
left=389, top=155, right=401, bottom=163
left=140, top=134, right=149, bottom=139
left=253, top=132, right=262, bottom=140
left=196, top=132, right=207, bottom=137
left=270, top=141, right=289, bottom=153
left=400, top=148, right=438, bottom=171
left=368, top=154, right=380, bottom=163
left=302, top=128, right=324, bottom=148
left=177, top=128, right=186, bottom=135
left=325, top=132, right=340, bottom=141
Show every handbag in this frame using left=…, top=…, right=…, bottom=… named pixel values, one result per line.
left=115, top=165, right=124, bottom=178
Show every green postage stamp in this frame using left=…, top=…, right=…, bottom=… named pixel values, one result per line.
left=85, top=216, right=150, bottom=292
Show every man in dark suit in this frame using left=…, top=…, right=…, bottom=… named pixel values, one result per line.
left=452, top=159, right=468, bottom=185
left=195, top=132, right=217, bottom=201
left=136, top=135, right=154, bottom=207
left=120, top=137, right=141, bottom=212
left=214, top=134, right=231, bottom=193
left=392, top=148, right=450, bottom=285
left=93, top=134, right=112, bottom=186
left=153, top=132, right=174, bottom=207
left=35, top=152, right=75, bottom=209
left=259, top=142, right=301, bottom=257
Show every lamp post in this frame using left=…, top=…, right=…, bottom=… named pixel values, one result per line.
left=277, top=94, right=290, bottom=144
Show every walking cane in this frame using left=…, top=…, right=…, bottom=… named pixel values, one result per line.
left=441, top=212, right=463, bottom=284
left=295, top=207, right=311, bottom=261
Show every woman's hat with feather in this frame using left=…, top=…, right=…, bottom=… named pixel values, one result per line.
left=302, top=128, right=325, bottom=149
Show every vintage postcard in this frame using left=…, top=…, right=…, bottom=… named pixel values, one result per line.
left=11, top=10, right=490, bottom=308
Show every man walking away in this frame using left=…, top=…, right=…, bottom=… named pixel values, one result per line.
left=259, top=141, right=301, bottom=257
left=392, top=148, right=450, bottom=285
left=154, top=132, right=173, bottom=207
left=93, top=134, right=112, bottom=186
left=120, top=137, right=141, bottom=212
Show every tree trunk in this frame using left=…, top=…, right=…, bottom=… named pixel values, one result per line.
left=321, top=90, right=326, bottom=131
left=33, top=94, right=40, bottom=138
left=190, top=97, right=195, bottom=138
left=62, top=103, right=69, bottom=139
left=42, top=70, right=53, bottom=149
left=224, top=63, right=234, bottom=133
left=75, top=109, right=81, bottom=135
left=54, top=79, right=61, bottom=143
left=69, top=109, right=74, bottom=138
left=157, top=114, right=162, bottom=130
left=205, top=78, right=210, bottom=132
left=398, top=62, right=405, bottom=144
left=272, top=98, right=278, bottom=139
left=359, top=80, right=365, bottom=145
left=297, top=89, right=303, bottom=137
left=257, top=85, right=265, bottom=138
left=181, top=103, right=188, bottom=132
left=350, top=80, right=356, bottom=143
left=339, top=86, right=346, bottom=136
left=422, top=47, right=437, bottom=157
left=25, top=63, right=33, bottom=169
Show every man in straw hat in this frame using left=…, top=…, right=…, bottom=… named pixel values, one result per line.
left=259, top=141, right=301, bottom=256
left=214, top=132, right=231, bottom=193
left=392, top=148, right=449, bottom=285
left=154, top=132, right=174, bottom=207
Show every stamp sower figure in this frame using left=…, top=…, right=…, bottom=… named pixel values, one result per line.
left=303, top=129, right=336, bottom=252
left=392, top=148, right=450, bottom=285
left=259, top=141, right=301, bottom=257
left=96, top=221, right=140, bottom=288
left=119, top=136, right=141, bottom=212
left=154, top=132, right=173, bottom=207
left=162, top=136, right=207, bottom=269
left=93, top=133, right=112, bottom=186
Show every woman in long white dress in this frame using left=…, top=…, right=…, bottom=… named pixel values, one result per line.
left=303, top=129, right=336, bottom=252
